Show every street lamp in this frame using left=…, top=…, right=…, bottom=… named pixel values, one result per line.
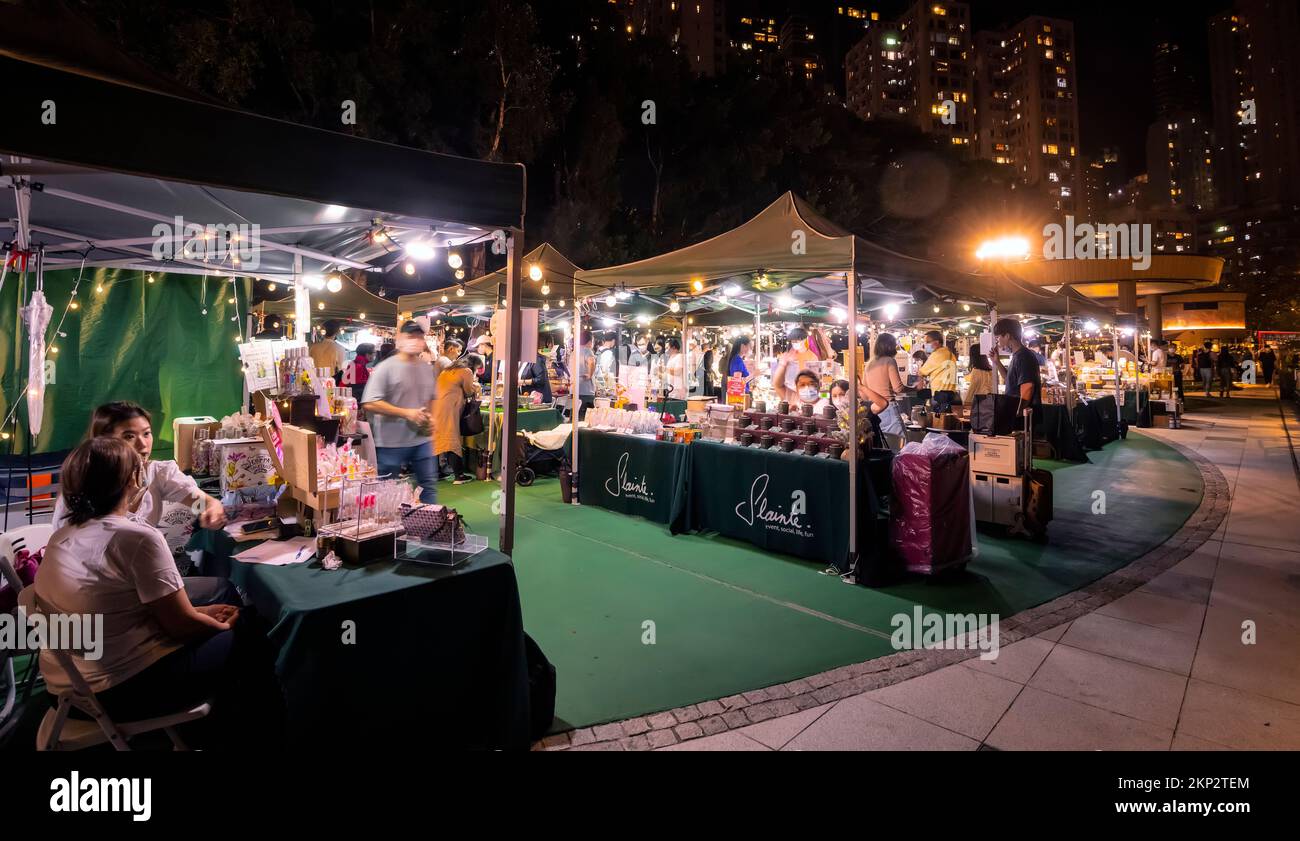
left=975, top=236, right=1031, bottom=261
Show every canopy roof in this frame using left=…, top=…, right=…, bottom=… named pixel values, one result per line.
left=396, top=243, right=583, bottom=312
left=0, top=5, right=525, bottom=284
left=575, top=192, right=985, bottom=301
left=256, top=273, right=397, bottom=323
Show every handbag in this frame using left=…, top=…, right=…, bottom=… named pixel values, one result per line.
left=459, top=397, right=485, bottom=436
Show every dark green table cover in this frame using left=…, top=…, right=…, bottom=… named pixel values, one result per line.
left=188, top=529, right=533, bottom=750
left=670, top=440, right=881, bottom=573
left=1036, top=404, right=1089, bottom=463
left=574, top=429, right=686, bottom=524
left=645, top=399, right=688, bottom=418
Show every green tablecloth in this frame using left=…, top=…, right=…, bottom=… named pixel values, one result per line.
left=574, top=429, right=686, bottom=524
left=669, top=440, right=881, bottom=573
left=188, top=529, right=533, bottom=749
left=645, top=399, right=688, bottom=418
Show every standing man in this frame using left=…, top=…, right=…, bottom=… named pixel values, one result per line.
left=918, top=329, right=958, bottom=412
left=1198, top=340, right=1216, bottom=398
left=626, top=334, right=650, bottom=367
left=989, top=318, right=1041, bottom=407
left=309, top=320, right=348, bottom=378
left=519, top=348, right=553, bottom=404
left=1259, top=344, right=1276, bottom=386
left=361, top=320, right=439, bottom=504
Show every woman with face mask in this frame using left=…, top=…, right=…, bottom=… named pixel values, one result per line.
left=771, top=327, right=820, bottom=403
left=813, top=379, right=854, bottom=414
left=792, top=370, right=822, bottom=411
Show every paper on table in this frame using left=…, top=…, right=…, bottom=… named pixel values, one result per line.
left=234, top=536, right=317, bottom=565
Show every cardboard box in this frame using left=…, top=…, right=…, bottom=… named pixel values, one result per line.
left=172, top=417, right=220, bottom=472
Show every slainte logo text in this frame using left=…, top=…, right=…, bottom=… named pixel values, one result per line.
left=735, top=475, right=813, bottom=538
left=605, top=452, right=655, bottom=503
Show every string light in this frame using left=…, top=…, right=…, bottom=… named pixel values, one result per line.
left=541, top=284, right=550, bottom=296
left=692, top=279, right=704, bottom=292
left=267, top=282, right=277, bottom=292
left=404, top=261, right=415, bottom=276
left=447, top=252, right=463, bottom=269
left=68, top=301, right=79, bottom=310
left=228, top=297, right=236, bottom=304
left=669, top=300, right=680, bottom=313
left=605, top=294, right=617, bottom=308
left=326, top=274, right=343, bottom=293
left=95, top=284, right=104, bottom=294
left=456, top=286, right=465, bottom=297
left=441, top=294, right=449, bottom=303
left=529, top=264, right=543, bottom=281
left=147, top=274, right=155, bottom=284
left=318, top=302, right=325, bottom=310
left=558, top=299, right=565, bottom=307
left=455, top=269, right=465, bottom=280
left=359, top=312, right=366, bottom=320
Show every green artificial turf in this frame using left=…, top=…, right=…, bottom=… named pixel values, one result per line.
left=438, top=432, right=1203, bottom=728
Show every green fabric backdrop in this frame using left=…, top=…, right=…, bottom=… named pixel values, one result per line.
left=1, top=267, right=250, bottom=456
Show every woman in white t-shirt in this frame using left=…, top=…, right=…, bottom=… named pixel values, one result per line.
left=28, top=438, right=280, bottom=744
left=52, top=402, right=227, bottom=533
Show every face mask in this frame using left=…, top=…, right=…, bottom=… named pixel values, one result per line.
left=798, top=386, right=819, bottom=403
left=834, top=397, right=850, bottom=410
left=924, top=343, right=935, bottom=353
left=400, top=336, right=425, bottom=354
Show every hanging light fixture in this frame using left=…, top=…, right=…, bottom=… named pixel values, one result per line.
left=441, top=293, right=449, bottom=303
left=447, top=251, right=463, bottom=269
left=541, top=284, right=550, bottom=296
left=605, top=293, right=617, bottom=308
left=327, top=274, right=344, bottom=293
left=669, top=300, right=681, bottom=313
left=455, top=269, right=466, bottom=280
left=529, top=264, right=543, bottom=282
left=404, top=261, right=416, bottom=276
left=456, top=285, right=465, bottom=297
left=692, top=279, right=704, bottom=293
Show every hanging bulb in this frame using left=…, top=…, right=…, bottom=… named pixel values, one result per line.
left=147, top=274, right=155, bottom=284
left=529, top=264, right=543, bottom=282
left=228, top=297, right=236, bottom=304
left=441, top=294, right=449, bottom=303
left=404, top=261, right=416, bottom=276
left=318, top=302, right=325, bottom=311
left=962, top=303, right=971, bottom=311
left=456, top=286, right=465, bottom=297
left=933, top=305, right=941, bottom=314
left=448, top=251, right=463, bottom=269
left=692, top=279, right=704, bottom=292
left=267, top=282, right=277, bottom=292
left=95, top=284, right=104, bottom=294
left=455, top=269, right=465, bottom=280
left=558, top=299, right=565, bottom=307
left=68, top=301, right=79, bottom=310
left=51, top=346, right=59, bottom=354
left=359, top=312, right=366, bottom=320
left=327, top=274, right=343, bottom=293
left=542, top=302, right=550, bottom=311
left=541, top=284, right=550, bottom=295
left=669, top=300, right=680, bottom=313
left=201, top=308, right=208, bottom=315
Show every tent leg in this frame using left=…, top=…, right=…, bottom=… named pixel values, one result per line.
left=845, top=256, right=860, bottom=582
left=570, top=290, right=581, bottom=505
left=498, top=229, right=524, bottom=555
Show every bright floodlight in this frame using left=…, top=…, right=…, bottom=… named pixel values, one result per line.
left=778, top=294, right=795, bottom=308
left=405, top=241, right=436, bottom=261
left=601, top=317, right=617, bottom=327
left=669, top=300, right=681, bottom=313
left=302, top=274, right=326, bottom=290
left=975, top=236, right=1031, bottom=260
left=832, top=306, right=847, bottom=321
left=605, top=294, right=617, bottom=308
left=883, top=303, right=900, bottom=321
left=1084, top=320, right=1099, bottom=332
left=529, top=264, right=543, bottom=282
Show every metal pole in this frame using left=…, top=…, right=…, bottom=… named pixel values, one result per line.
left=571, top=289, right=582, bottom=505
left=989, top=307, right=999, bottom=392
left=682, top=314, right=690, bottom=402
left=846, top=253, right=860, bottom=577
left=1063, top=313, right=1075, bottom=413
left=1113, top=323, right=1122, bottom=434
left=498, top=230, right=524, bottom=555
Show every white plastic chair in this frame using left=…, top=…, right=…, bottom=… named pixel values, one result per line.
left=21, top=589, right=211, bottom=750
left=0, top=524, right=54, bottom=739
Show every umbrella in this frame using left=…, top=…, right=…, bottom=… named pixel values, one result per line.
left=20, top=253, right=53, bottom=437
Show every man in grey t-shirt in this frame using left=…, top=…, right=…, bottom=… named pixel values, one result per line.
left=361, top=320, right=439, bottom=503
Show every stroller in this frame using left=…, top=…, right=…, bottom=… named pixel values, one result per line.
left=508, top=429, right=569, bottom=486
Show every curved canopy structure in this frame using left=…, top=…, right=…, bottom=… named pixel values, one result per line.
left=257, top=273, right=396, bottom=324
left=1002, top=254, right=1222, bottom=300
left=396, top=243, right=583, bottom=313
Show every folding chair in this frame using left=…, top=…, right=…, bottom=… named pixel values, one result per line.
left=0, top=524, right=55, bottom=740
left=20, top=589, right=212, bottom=751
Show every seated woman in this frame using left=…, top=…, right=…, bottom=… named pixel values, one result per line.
left=52, top=402, right=234, bottom=604
left=52, top=402, right=226, bottom=532
left=27, top=438, right=282, bottom=746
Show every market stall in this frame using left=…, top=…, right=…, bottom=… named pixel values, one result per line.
left=1, top=16, right=543, bottom=744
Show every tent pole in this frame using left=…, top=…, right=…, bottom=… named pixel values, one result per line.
left=292, top=254, right=309, bottom=342
left=499, top=229, right=524, bottom=555
left=682, top=314, right=689, bottom=402
left=1063, top=313, right=1075, bottom=413
left=989, top=308, right=999, bottom=392
left=846, top=254, right=860, bottom=579
left=571, top=290, right=581, bottom=505
left=1113, top=323, right=1122, bottom=434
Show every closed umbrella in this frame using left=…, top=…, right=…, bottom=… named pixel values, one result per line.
left=20, top=253, right=53, bottom=438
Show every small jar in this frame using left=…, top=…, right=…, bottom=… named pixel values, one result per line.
left=779, top=418, right=796, bottom=433
left=801, top=403, right=814, bottom=418
left=760, top=434, right=775, bottom=449
left=778, top=401, right=790, bottom=415
left=803, top=440, right=820, bottom=456
left=740, top=432, right=754, bottom=447
left=779, top=437, right=796, bottom=453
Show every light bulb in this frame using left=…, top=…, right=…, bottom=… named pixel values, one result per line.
left=447, top=252, right=463, bottom=269
left=69, top=301, right=79, bottom=310
left=267, top=282, right=277, bottom=292
left=724, top=283, right=741, bottom=296
left=147, top=274, right=155, bottom=284
left=228, top=297, right=236, bottom=304
left=669, top=300, right=681, bottom=313
left=558, top=299, right=565, bottom=307
left=455, top=269, right=465, bottom=280
left=529, top=264, right=543, bottom=282
left=359, top=312, right=366, bottom=319
left=542, top=302, right=550, bottom=311
left=51, top=346, right=59, bottom=354
left=318, top=302, right=325, bottom=311
left=327, top=275, right=343, bottom=293
left=456, top=286, right=465, bottom=297
left=541, top=284, right=550, bottom=295
left=692, top=279, right=704, bottom=292
left=404, top=261, right=415, bottom=275
left=605, top=294, right=617, bottom=307
left=962, top=303, right=971, bottom=311
left=96, top=284, right=104, bottom=294
left=441, top=294, right=449, bottom=303
left=933, top=305, right=941, bottom=313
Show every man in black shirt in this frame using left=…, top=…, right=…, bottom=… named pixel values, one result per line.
left=989, top=317, right=1041, bottom=407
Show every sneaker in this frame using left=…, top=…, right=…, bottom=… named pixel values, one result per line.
left=453, top=475, right=474, bottom=485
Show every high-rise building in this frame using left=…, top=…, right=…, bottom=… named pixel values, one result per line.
left=615, top=0, right=728, bottom=77
left=1152, top=39, right=1200, bottom=119
left=1146, top=113, right=1217, bottom=213
left=843, top=1, right=974, bottom=151
left=731, top=10, right=780, bottom=76
left=1206, top=0, right=1300, bottom=307
left=779, top=15, right=829, bottom=95
left=973, top=16, right=1081, bottom=217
